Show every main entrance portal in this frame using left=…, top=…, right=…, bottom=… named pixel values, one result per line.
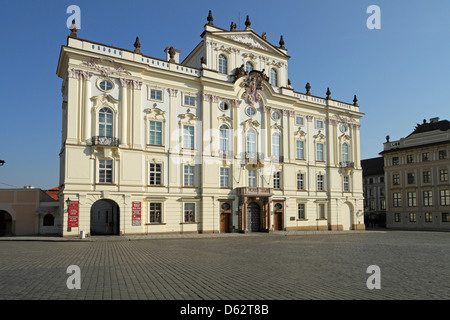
left=247, top=202, right=260, bottom=232
left=90, top=199, right=120, bottom=235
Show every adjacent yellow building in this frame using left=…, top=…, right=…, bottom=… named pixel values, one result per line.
left=56, top=13, right=365, bottom=237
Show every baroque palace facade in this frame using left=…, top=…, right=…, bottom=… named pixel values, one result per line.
left=56, top=12, right=365, bottom=236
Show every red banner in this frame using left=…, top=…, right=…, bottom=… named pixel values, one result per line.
left=68, top=201, right=79, bottom=228
left=132, top=201, right=141, bottom=226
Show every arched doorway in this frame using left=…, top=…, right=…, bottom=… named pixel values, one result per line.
left=0, top=211, right=13, bottom=236
left=90, top=199, right=120, bottom=235
left=247, top=202, right=260, bottom=232
left=342, top=203, right=353, bottom=231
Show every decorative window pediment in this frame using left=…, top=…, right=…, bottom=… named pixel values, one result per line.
left=91, top=94, right=119, bottom=113
left=144, top=107, right=166, bottom=121
left=242, top=118, right=260, bottom=131
left=294, top=129, right=307, bottom=139
left=179, top=112, right=198, bottom=125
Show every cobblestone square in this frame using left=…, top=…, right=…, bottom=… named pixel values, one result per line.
left=0, top=230, right=448, bottom=301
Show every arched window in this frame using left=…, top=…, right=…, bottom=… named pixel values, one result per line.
left=99, top=107, right=113, bottom=137
left=219, top=125, right=229, bottom=152
left=270, top=68, right=278, bottom=86
left=272, top=133, right=280, bottom=157
left=43, top=214, right=54, bottom=226
left=342, top=143, right=349, bottom=163
left=246, top=129, right=256, bottom=153
left=245, top=62, right=253, bottom=73
left=218, top=54, right=227, bottom=74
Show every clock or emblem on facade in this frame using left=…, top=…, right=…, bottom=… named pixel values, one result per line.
left=340, top=124, right=348, bottom=133
left=241, top=71, right=264, bottom=105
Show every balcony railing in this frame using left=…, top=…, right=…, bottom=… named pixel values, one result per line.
left=89, top=136, right=120, bottom=147
left=236, top=187, right=273, bottom=197
left=339, top=161, right=355, bottom=168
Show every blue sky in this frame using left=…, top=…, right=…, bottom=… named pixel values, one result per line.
left=0, top=0, right=449, bottom=189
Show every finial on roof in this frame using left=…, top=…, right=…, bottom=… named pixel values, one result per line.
left=305, top=82, right=311, bottom=95
left=279, top=35, right=285, bottom=49
left=207, top=10, right=214, bottom=26
left=353, top=95, right=358, bottom=106
left=245, top=15, right=251, bottom=29
left=230, top=21, right=236, bottom=31
left=326, top=87, right=331, bottom=100
left=262, top=32, right=267, bottom=40
left=69, top=19, right=78, bottom=38
left=134, top=37, right=141, bottom=53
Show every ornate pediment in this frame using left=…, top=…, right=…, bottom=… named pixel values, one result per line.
left=144, top=107, right=166, bottom=120
left=179, top=112, right=198, bottom=125
left=81, top=57, right=131, bottom=78
left=220, top=33, right=282, bottom=56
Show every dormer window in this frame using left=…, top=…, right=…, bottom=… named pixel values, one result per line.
left=218, top=54, right=227, bottom=74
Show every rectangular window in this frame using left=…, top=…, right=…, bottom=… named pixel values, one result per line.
left=316, top=143, right=324, bottom=161
left=316, top=120, right=324, bottom=129
left=440, top=189, right=450, bottom=206
left=150, top=89, right=163, bottom=101
left=318, top=204, right=326, bottom=219
left=394, top=213, right=401, bottom=222
left=422, top=152, right=430, bottom=162
left=248, top=170, right=256, bottom=187
left=392, top=157, right=399, bottom=165
left=296, top=140, right=304, bottom=159
left=184, top=95, right=196, bottom=106
left=439, top=150, right=447, bottom=160
left=317, top=175, right=324, bottom=191
left=343, top=176, right=350, bottom=192
left=183, top=125, right=194, bottom=149
left=220, top=167, right=229, bottom=188
left=442, top=213, right=450, bottom=223
left=407, top=173, right=415, bottom=184
left=440, top=169, right=448, bottom=182
left=407, top=192, right=417, bottom=207
left=297, top=173, right=304, bottom=190
left=393, top=193, right=402, bottom=207
left=423, top=190, right=433, bottom=206
left=273, top=171, right=281, bottom=189
left=149, top=203, right=162, bottom=223
left=184, top=203, right=195, bottom=222
left=149, top=163, right=162, bottom=186
left=409, top=212, right=416, bottom=222
left=297, top=203, right=306, bottom=219
left=295, top=117, right=304, bottom=126
left=184, top=165, right=194, bottom=187
left=369, top=200, right=375, bottom=211
left=425, top=212, right=433, bottom=223
left=149, top=121, right=162, bottom=145
left=380, top=199, right=386, bottom=210
left=393, top=174, right=400, bottom=185
left=99, top=159, right=113, bottom=183
left=423, top=171, right=431, bottom=183
left=407, top=155, right=414, bottom=163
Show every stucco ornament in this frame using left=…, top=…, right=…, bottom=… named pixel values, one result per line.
left=240, top=71, right=264, bottom=105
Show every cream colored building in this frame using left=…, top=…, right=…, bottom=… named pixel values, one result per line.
left=56, top=13, right=365, bottom=237
left=381, top=117, right=450, bottom=230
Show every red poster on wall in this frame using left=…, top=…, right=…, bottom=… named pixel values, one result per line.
left=132, top=201, right=141, bottom=226
left=68, top=201, right=79, bottom=228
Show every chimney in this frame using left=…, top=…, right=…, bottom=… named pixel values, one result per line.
left=430, top=117, right=440, bottom=123
left=165, top=47, right=180, bottom=64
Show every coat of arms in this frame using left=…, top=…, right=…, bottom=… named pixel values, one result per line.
left=240, top=70, right=265, bottom=105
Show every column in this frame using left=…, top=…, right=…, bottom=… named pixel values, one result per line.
left=83, top=72, right=93, bottom=142
left=131, top=80, right=143, bottom=149
left=119, top=79, right=128, bottom=146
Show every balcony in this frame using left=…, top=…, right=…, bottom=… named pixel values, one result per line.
left=339, top=161, right=355, bottom=168
left=236, top=187, right=273, bottom=197
left=89, top=136, right=120, bottom=147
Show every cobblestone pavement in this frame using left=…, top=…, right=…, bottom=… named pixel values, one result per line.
left=0, top=230, right=448, bottom=301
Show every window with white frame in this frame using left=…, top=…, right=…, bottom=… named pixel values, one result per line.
left=99, top=107, right=113, bottom=137
left=295, top=116, right=304, bottom=126
left=272, top=133, right=280, bottom=157
left=184, top=165, right=195, bottom=187
left=219, top=125, right=229, bottom=152
left=220, top=167, right=230, bottom=188
left=248, top=169, right=256, bottom=187
left=407, top=192, right=417, bottom=207
left=297, top=203, right=306, bottom=219
left=297, top=173, right=304, bottom=190
left=316, top=143, right=324, bottom=161
left=184, top=95, right=196, bottom=107
left=218, top=54, right=227, bottom=74
left=342, top=143, right=349, bottom=163
left=423, top=190, right=433, bottom=206
left=183, top=125, right=194, bottom=149
left=149, top=163, right=162, bottom=186
left=393, top=192, right=402, bottom=207
left=149, top=89, right=163, bottom=101
left=245, top=62, right=253, bottom=73
left=246, top=129, right=257, bottom=153
left=273, top=171, right=281, bottom=189
left=149, top=121, right=163, bottom=145
left=149, top=203, right=162, bottom=223
left=99, top=159, right=113, bottom=183
left=184, top=203, right=196, bottom=222
left=440, top=189, right=450, bottom=206
left=317, top=174, right=324, bottom=191
left=440, top=169, right=448, bottom=182
left=270, top=68, right=278, bottom=86
left=316, top=120, right=324, bottom=129
left=296, top=140, right=304, bottom=159
left=343, top=176, right=350, bottom=192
